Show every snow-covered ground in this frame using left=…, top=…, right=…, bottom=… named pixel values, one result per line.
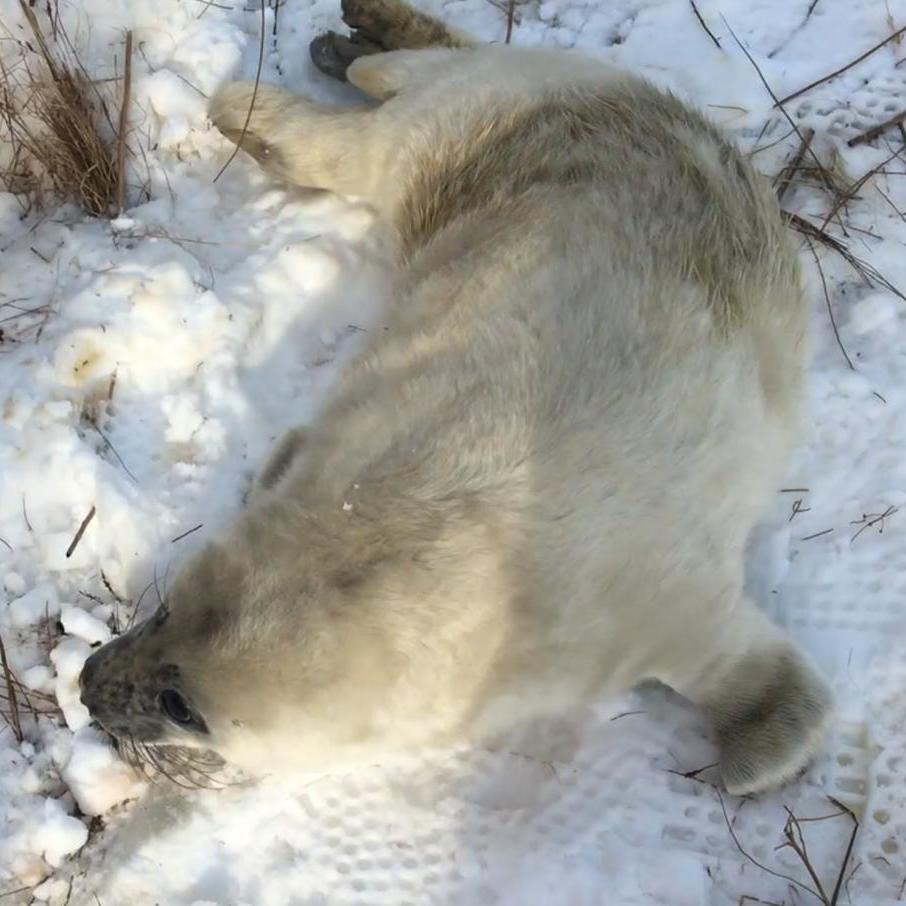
left=1, top=0, right=905, bottom=903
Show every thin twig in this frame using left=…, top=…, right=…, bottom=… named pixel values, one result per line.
left=819, top=142, right=906, bottom=232
left=877, top=185, right=906, bottom=223
left=213, top=1, right=266, bottom=181
left=116, top=30, right=132, bottom=213
left=171, top=523, right=203, bottom=544
left=781, top=808, right=829, bottom=903
left=87, top=418, right=137, bottom=482
left=187, top=0, right=233, bottom=12
left=717, top=792, right=824, bottom=902
left=750, top=123, right=796, bottom=157
left=803, top=235, right=854, bottom=371
left=0, top=632, right=23, bottom=743
left=784, top=210, right=906, bottom=303
left=777, top=24, right=906, bottom=107
left=848, top=108, right=906, bottom=148
left=827, top=797, right=859, bottom=906
left=65, top=504, right=96, bottom=558
left=789, top=498, right=811, bottom=521
left=690, top=0, right=721, bottom=49
left=609, top=709, right=647, bottom=721
left=775, top=127, right=814, bottom=201
left=505, top=0, right=516, bottom=44
left=723, top=21, right=840, bottom=204
left=850, top=505, right=897, bottom=543
left=667, top=761, right=719, bottom=781
left=99, top=570, right=122, bottom=603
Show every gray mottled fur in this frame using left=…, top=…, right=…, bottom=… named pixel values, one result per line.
left=80, top=0, right=831, bottom=796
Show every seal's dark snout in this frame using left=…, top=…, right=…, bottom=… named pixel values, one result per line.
left=78, top=642, right=132, bottom=734
left=74, top=624, right=172, bottom=742
left=79, top=640, right=124, bottom=714
left=79, top=649, right=97, bottom=690
left=79, top=647, right=103, bottom=709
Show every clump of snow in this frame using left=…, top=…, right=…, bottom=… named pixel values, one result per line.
left=3, top=792, right=88, bottom=889
left=49, top=639, right=92, bottom=732
left=21, top=666, right=55, bottom=695
left=59, top=607, right=111, bottom=647
left=29, top=799, right=89, bottom=870
left=61, top=729, right=145, bottom=817
left=7, top=585, right=60, bottom=628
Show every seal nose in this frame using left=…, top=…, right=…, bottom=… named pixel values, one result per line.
left=79, top=649, right=101, bottom=702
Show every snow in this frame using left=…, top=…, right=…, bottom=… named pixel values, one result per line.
left=7, top=585, right=59, bottom=628
left=49, top=639, right=92, bottom=732
left=60, top=729, right=146, bottom=817
left=1, top=0, right=905, bottom=903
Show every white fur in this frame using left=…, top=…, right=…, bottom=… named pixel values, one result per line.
left=81, top=15, right=831, bottom=796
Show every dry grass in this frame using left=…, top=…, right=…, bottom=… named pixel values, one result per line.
left=0, top=1, right=132, bottom=216
left=0, top=627, right=62, bottom=743
left=0, top=630, right=23, bottom=743
left=720, top=792, right=860, bottom=906
left=726, top=16, right=906, bottom=377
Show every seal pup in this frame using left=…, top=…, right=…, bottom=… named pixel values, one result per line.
left=80, top=0, right=831, bottom=795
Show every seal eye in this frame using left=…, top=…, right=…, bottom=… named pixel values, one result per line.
left=159, top=689, right=193, bottom=725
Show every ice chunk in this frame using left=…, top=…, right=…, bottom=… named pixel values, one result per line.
left=62, top=728, right=144, bottom=816
left=60, top=606, right=112, bottom=646
left=7, top=584, right=59, bottom=628
left=49, top=638, right=91, bottom=731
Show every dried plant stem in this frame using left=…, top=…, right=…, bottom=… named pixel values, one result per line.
left=784, top=211, right=906, bottom=303
left=782, top=808, right=829, bottom=902
left=504, top=0, right=516, bottom=44
left=690, top=0, right=721, bottom=49
left=775, top=127, right=814, bottom=201
left=0, top=632, right=23, bottom=743
left=777, top=24, right=906, bottom=107
left=171, top=523, right=204, bottom=544
left=116, top=30, right=133, bottom=213
left=848, top=107, right=906, bottom=147
left=803, top=235, right=854, bottom=371
left=850, top=505, right=897, bottom=543
left=1, top=2, right=133, bottom=214
left=213, top=1, right=267, bottom=181
left=723, top=21, right=841, bottom=207
left=827, top=798, right=859, bottom=906
left=723, top=792, right=860, bottom=906
left=66, top=504, right=96, bottom=558
left=717, top=792, right=823, bottom=901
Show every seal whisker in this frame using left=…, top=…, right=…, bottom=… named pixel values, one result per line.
left=131, top=743, right=227, bottom=790
left=119, top=734, right=153, bottom=781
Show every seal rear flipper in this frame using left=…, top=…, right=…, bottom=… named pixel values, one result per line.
left=310, top=31, right=383, bottom=83
left=662, top=598, right=832, bottom=796
left=711, top=645, right=832, bottom=796
left=311, top=0, right=474, bottom=83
